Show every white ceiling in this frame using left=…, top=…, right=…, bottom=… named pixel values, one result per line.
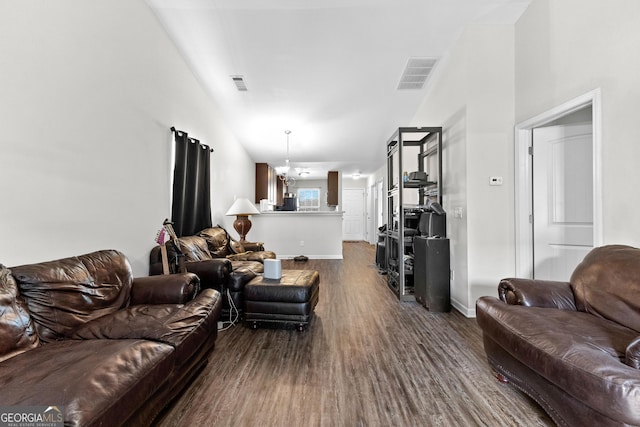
left=147, top=0, right=529, bottom=180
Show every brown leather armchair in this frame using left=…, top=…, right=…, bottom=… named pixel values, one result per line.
left=476, top=245, right=640, bottom=426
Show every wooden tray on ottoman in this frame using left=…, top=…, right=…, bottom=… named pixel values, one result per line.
left=243, top=270, right=319, bottom=331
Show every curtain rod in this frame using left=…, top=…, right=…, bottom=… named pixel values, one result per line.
left=170, top=126, right=214, bottom=152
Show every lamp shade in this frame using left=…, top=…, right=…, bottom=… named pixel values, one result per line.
left=225, top=198, right=260, bottom=216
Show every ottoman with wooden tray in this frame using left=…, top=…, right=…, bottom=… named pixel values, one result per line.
left=243, top=269, right=319, bottom=331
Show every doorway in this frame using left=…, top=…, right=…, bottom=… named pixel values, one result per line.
left=515, top=89, right=602, bottom=279
left=342, top=188, right=365, bottom=241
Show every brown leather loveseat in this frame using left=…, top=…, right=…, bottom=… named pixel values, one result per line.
left=476, top=245, right=640, bottom=426
left=0, top=249, right=222, bottom=426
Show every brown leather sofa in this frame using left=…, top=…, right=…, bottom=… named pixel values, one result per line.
left=149, top=225, right=275, bottom=317
left=476, top=245, right=640, bottom=426
left=0, top=249, right=222, bottom=427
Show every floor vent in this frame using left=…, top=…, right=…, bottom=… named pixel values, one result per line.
left=397, top=57, right=437, bottom=90
left=231, top=75, right=248, bottom=91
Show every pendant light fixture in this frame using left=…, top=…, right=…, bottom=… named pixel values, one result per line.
left=275, top=130, right=295, bottom=186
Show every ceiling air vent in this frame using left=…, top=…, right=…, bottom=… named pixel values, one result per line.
left=397, top=57, right=437, bottom=90
left=231, top=75, right=248, bottom=91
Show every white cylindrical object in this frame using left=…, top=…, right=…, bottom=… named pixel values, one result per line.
left=263, top=259, right=282, bottom=279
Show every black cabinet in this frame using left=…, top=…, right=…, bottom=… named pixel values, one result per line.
left=255, top=163, right=282, bottom=205
left=327, top=171, right=339, bottom=206
left=375, top=232, right=386, bottom=270
left=414, top=237, right=450, bottom=312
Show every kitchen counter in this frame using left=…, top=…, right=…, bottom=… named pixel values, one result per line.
left=250, top=211, right=344, bottom=259
left=258, top=210, right=343, bottom=215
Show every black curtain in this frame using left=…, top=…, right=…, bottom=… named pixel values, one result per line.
left=171, top=128, right=212, bottom=237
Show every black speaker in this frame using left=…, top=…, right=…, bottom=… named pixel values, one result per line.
left=413, top=237, right=450, bottom=312
left=375, top=240, right=386, bottom=269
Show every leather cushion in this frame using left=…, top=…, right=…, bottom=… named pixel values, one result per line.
left=0, top=339, right=174, bottom=427
left=172, top=236, right=213, bottom=262
left=198, top=227, right=231, bottom=258
left=70, top=289, right=222, bottom=368
left=244, top=270, right=319, bottom=303
left=231, top=260, right=264, bottom=275
left=571, top=245, right=640, bottom=333
left=228, top=251, right=276, bottom=263
left=0, top=265, right=39, bottom=362
left=11, top=250, right=132, bottom=343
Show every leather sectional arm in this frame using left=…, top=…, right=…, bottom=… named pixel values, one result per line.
left=183, top=258, right=232, bottom=293
left=130, top=273, right=199, bottom=305
left=498, top=278, right=577, bottom=310
left=626, top=337, right=640, bottom=369
left=241, top=241, right=265, bottom=252
left=227, top=251, right=275, bottom=262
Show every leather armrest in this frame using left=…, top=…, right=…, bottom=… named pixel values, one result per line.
left=227, top=251, right=276, bottom=263
left=183, top=259, right=232, bottom=293
left=130, top=273, right=199, bottom=305
left=242, top=241, right=265, bottom=252
left=626, top=337, right=640, bottom=369
left=498, top=278, right=577, bottom=310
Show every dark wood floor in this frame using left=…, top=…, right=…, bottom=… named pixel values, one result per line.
left=156, top=242, right=553, bottom=427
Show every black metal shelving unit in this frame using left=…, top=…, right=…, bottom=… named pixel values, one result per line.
left=385, top=127, right=443, bottom=301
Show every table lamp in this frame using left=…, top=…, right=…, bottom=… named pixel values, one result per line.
left=225, top=198, right=260, bottom=242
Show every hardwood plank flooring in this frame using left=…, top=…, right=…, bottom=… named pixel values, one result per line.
left=156, top=242, right=553, bottom=427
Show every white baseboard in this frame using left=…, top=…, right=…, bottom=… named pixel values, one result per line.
left=451, top=297, right=476, bottom=318
left=278, top=254, right=343, bottom=260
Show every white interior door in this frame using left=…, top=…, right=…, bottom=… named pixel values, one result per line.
left=532, top=123, right=594, bottom=281
left=342, top=188, right=365, bottom=241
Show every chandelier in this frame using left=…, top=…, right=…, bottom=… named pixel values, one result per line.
left=275, top=130, right=295, bottom=186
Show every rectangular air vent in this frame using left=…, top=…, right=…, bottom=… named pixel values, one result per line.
left=397, top=57, right=438, bottom=90
left=231, top=75, right=248, bottom=91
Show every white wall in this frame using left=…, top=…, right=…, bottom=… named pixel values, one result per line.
left=342, top=177, right=367, bottom=190
left=0, top=0, right=254, bottom=275
left=411, top=23, right=516, bottom=315
left=515, top=0, right=640, bottom=248
left=251, top=213, right=343, bottom=259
